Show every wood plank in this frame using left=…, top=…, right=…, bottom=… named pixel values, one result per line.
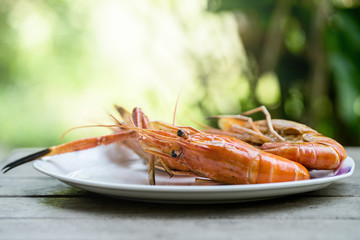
left=1, top=195, right=359, bottom=220
left=0, top=219, right=359, bottom=240
left=344, top=146, right=360, bottom=157
left=0, top=148, right=359, bottom=240
left=0, top=178, right=87, bottom=197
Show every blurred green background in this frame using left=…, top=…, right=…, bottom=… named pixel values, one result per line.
left=0, top=0, right=359, bottom=155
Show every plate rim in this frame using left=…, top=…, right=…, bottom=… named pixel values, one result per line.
left=33, top=156, right=355, bottom=193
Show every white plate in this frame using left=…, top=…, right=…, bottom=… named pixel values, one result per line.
left=33, top=144, right=355, bottom=203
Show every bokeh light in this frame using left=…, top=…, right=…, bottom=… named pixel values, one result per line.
left=1, top=0, right=360, bottom=156
left=0, top=0, right=246, bottom=149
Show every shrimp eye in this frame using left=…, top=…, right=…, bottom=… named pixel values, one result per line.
left=170, top=150, right=178, bottom=158
left=177, top=129, right=185, bottom=137
left=177, top=129, right=188, bottom=139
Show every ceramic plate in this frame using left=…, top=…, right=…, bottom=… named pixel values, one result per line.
left=33, top=144, right=355, bottom=203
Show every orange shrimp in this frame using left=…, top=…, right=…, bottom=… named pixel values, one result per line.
left=137, top=127, right=310, bottom=184
left=208, top=106, right=347, bottom=170
left=2, top=106, right=191, bottom=185
left=1, top=107, right=309, bottom=184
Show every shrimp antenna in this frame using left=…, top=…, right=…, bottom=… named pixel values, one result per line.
left=172, top=90, right=182, bottom=126
left=109, top=114, right=122, bottom=125
left=61, top=112, right=124, bottom=141
left=127, top=114, right=136, bottom=127
left=60, top=124, right=121, bottom=141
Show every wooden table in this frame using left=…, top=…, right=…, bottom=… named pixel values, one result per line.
left=0, top=147, right=359, bottom=240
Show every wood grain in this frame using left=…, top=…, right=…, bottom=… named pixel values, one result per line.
left=0, top=147, right=359, bottom=239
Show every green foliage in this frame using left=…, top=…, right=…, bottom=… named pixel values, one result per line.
left=0, top=1, right=245, bottom=148
left=0, top=0, right=359, bottom=150
left=205, top=0, right=360, bottom=145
